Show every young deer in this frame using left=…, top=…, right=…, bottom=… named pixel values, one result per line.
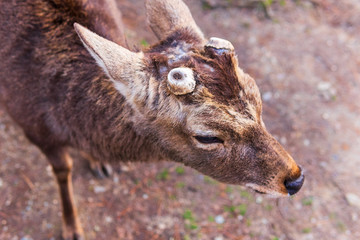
left=0, top=0, right=304, bottom=239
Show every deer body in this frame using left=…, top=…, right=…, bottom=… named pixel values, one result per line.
left=0, top=0, right=304, bottom=239
left=0, top=0, right=156, bottom=163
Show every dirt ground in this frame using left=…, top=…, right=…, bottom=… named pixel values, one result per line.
left=1, top=0, right=360, bottom=239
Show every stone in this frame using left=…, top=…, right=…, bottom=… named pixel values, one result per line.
left=215, top=215, right=225, bottom=224
left=346, top=193, right=360, bottom=209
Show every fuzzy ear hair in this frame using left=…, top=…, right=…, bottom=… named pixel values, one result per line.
left=74, top=23, right=144, bottom=95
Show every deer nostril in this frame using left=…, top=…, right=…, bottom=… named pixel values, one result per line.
left=284, top=172, right=305, bottom=196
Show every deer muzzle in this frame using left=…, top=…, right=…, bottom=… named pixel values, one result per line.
left=284, top=167, right=305, bottom=195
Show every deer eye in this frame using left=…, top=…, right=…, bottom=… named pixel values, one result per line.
left=194, top=136, right=224, bottom=144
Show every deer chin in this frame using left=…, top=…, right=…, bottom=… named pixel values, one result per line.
left=245, top=183, right=290, bottom=197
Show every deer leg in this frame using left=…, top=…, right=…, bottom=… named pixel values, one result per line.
left=80, top=151, right=113, bottom=178
left=45, top=148, right=84, bottom=240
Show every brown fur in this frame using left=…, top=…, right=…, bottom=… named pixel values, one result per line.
left=0, top=0, right=303, bottom=239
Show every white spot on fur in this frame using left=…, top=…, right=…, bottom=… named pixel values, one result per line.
left=163, top=41, right=192, bottom=65
left=159, top=66, right=168, bottom=74
left=203, top=64, right=215, bottom=72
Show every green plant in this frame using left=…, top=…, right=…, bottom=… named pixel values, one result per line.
left=336, top=221, right=346, bottom=232
left=175, top=166, right=185, bottom=175
left=224, top=204, right=247, bottom=216
left=140, top=39, right=149, bottom=47
left=265, top=204, right=273, bottom=211
left=224, top=205, right=236, bottom=214
left=203, top=176, right=218, bottom=185
left=262, top=0, right=273, bottom=7
left=184, top=235, right=191, bottom=240
left=202, top=2, right=212, bottom=10
left=183, top=210, right=194, bottom=221
left=156, top=168, right=169, bottom=180
left=225, top=186, right=233, bottom=194
left=302, top=196, right=314, bottom=206
left=246, top=219, right=252, bottom=227
left=237, top=204, right=247, bottom=216
left=239, top=190, right=251, bottom=199
left=183, top=210, right=198, bottom=230
left=175, top=181, right=185, bottom=188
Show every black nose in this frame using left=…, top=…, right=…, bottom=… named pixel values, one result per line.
left=284, top=173, right=305, bottom=195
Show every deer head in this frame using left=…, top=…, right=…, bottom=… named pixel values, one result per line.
left=74, top=0, right=304, bottom=196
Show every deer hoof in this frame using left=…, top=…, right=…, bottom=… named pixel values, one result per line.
left=90, top=161, right=113, bottom=179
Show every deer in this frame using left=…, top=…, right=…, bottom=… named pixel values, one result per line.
left=0, top=0, right=304, bottom=239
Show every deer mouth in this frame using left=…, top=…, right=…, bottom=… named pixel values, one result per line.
left=245, top=183, right=289, bottom=197
left=245, top=169, right=305, bottom=197
left=254, top=189, right=266, bottom=195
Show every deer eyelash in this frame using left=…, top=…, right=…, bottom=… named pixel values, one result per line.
left=194, top=136, right=224, bottom=144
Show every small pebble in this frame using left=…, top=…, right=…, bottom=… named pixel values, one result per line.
left=215, top=215, right=225, bottom=224
left=262, top=92, right=272, bottom=102
left=94, top=186, right=106, bottom=194
left=346, top=193, right=360, bottom=209
left=295, top=202, right=302, bottom=210
left=105, top=216, right=113, bottom=223
left=320, top=161, right=327, bottom=168
left=94, top=225, right=101, bottom=232
left=158, top=223, right=166, bottom=230
left=121, top=166, right=130, bottom=172
left=5, top=200, right=12, bottom=206
left=20, top=236, right=33, bottom=240
left=317, top=82, right=331, bottom=91
left=351, top=213, right=358, bottom=221
left=113, top=175, right=119, bottom=184
left=322, top=113, right=330, bottom=120
left=303, top=139, right=310, bottom=146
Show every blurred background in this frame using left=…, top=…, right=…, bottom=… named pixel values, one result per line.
left=0, top=0, right=359, bottom=239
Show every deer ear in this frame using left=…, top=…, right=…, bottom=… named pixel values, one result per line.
left=74, top=23, right=144, bottom=96
left=145, top=0, right=205, bottom=42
